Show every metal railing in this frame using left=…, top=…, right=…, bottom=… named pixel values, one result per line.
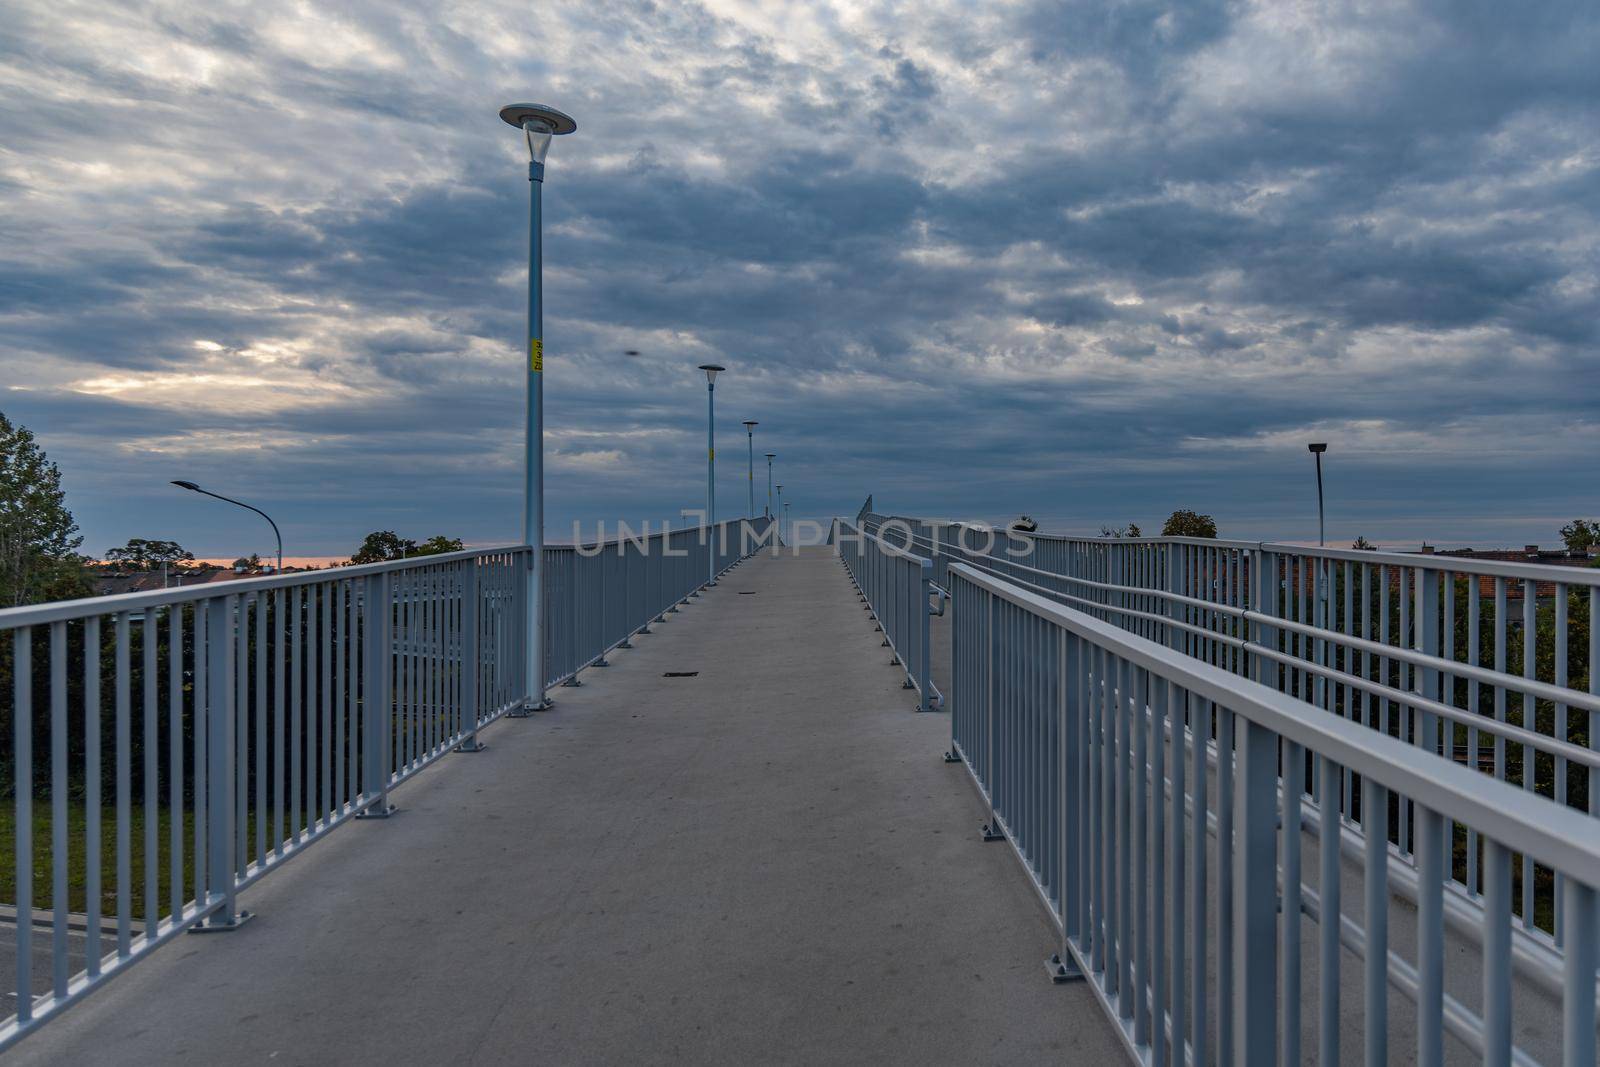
left=544, top=516, right=773, bottom=685
left=834, top=519, right=941, bottom=711
left=0, top=516, right=771, bottom=1050
left=865, top=513, right=1599, bottom=953
left=948, top=559, right=1599, bottom=1066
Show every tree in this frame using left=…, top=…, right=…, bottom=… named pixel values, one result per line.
left=351, top=531, right=416, bottom=564
left=350, top=531, right=463, bottom=564
left=232, top=553, right=263, bottom=572
left=1351, top=535, right=1377, bottom=550
left=415, top=535, right=464, bottom=556
left=0, top=411, right=89, bottom=606
left=1559, top=519, right=1599, bottom=553
left=1161, top=509, right=1216, bottom=538
left=105, top=537, right=194, bottom=570
left=1098, top=522, right=1143, bottom=538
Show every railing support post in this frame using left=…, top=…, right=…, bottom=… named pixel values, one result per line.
left=194, top=593, right=252, bottom=931
left=916, top=558, right=934, bottom=711
left=457, top=558, right=486, bottom=752
left=1233, top=715, right=1277, bottom=1066
left=358, top=572, right=396, bottom=817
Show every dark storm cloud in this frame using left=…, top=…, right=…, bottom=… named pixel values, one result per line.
left=0, top=0, right=1596, bottom=557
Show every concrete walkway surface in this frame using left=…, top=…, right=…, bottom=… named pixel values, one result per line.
left=13, top=547, right=1121, bottom=1066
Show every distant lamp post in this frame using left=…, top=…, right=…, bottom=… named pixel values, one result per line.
left=764, top=452, right=776, bottom=520
left=783, top=500, right=791, bottom=548
left=1307, top=443, right=1328, bottom=546
left=499, top=101, right=576, bottom=713
left=742, top=421, right=759, bottom=518
left=698, top=364, right=725, bottom=585
left=170, top=480, right=283, bottom=574
left=776, top=484, right=784, bottom=546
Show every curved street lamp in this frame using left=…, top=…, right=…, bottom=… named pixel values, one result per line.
left=1307, top=443, right=1328, bottom=547
left=170, top=480, right=282, bottom=574
left=499, top=101, right=575, bottom=713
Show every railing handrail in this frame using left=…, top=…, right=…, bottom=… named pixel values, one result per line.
left=867, top=519, right=1600, bottom=722
left=866, top=511, right=1600, bottom=588
left=0, top=518, right=774, bottom=631
left=0, top=545, right=530, bottom=629
left=948, top=559, right=1600, bottom=889
left=838, top=518, right=932, bottom=565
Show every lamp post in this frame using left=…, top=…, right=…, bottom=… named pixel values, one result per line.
left=742, top=421, right=758, bottom=517
left=698, top=364, right=724, bottom=586
left=170, top=480, right=282, bottom=574
left=776, top=484, right=784, bottom=546
left=500, top=102, right=576, bottom=713
left=1307, top=443, right=1328, bottom=546
left=764, top=452, right=775, bottom=520
left=784, top=500, right=791, bottom=548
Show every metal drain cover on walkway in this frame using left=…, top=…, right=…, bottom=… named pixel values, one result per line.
left=662, top=671, right=699, bottom=677
left=737, top=590, right=757, bottom=594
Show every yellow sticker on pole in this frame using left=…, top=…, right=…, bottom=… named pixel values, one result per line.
left=530, top=339, right=543, bottom=372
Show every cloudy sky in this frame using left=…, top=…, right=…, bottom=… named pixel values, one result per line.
left=1, top=0, right=1596, bottom=559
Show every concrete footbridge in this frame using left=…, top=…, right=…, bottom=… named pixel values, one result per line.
left=3, top=515, right=1598, bottom=1065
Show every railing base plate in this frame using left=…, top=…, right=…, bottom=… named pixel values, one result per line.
left=190, top=910, right=255, bottom=934
left=508, top=697, right=552, bottom=717
left=454, top=738, right=488, bottom=753
left=561, top=677, right=583, bottom=687
left=981, top=822, right=1006, bottom=842
left=1045, top=953, right=1085, bottom=983
left=355, top=803, right=398, bottom=820
left=943, top=750, right=962, bottom=763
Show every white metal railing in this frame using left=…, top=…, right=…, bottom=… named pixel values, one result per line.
left=0, top=516, right=772, bottom=1050
left=865, top=513, right=1599, bottom=950
left=947, top=559, right=1599, bottom=1066
left=834, top=519, right=941, bottom=711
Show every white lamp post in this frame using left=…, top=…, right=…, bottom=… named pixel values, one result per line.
left=698, top=364, right=724, bottom=586
left=499, top=102, right=575, bottom=713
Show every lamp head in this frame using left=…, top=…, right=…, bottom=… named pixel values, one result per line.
left=765, top=452, right=776, bottom=460
left=172, top=480, right=200, bottom=492
left=698, top=363, right=725, bottom=386
left=1308, top=442, right=1328, bottom=454
left=498, top=103, right=576, bottom=163
left=743, top=420, right=758, bottom=430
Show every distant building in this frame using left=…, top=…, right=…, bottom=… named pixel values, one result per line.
left=90, top=563, right=301, bottom=597
left=1414, top=545, right=1598, bottom=601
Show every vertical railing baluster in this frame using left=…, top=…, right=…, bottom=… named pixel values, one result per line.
left=115, top=612, right=130, bottom=956
left=169, top=605, right=184, bottom=917
left=13, top=627, right=32, bottom=1021
left=85, top=616, right=102, bottom=977
left=292, top=587, right=302, bottom=843
left=142, top=608, right=158, bottom=938
left=1318, top=753, right=1340, bottom=1066
left=1482, top=839, right=1512, bottom=1064
left=205, top=593, right=240, bottom=927
left=274, top=589, right=285, bottom=857
left=49, top=622, right=68, bottom=997
left=1416, top=803, right=1445, bottom=1067
left=1279, top=738, right=1302, bottom=1067
left=1363, top=780, right=1388, bottom=1066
